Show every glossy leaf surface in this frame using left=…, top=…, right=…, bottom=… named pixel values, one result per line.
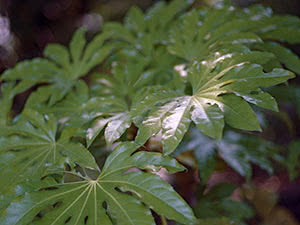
left=0, top=142, right=196, bottom=225
left=135, top=51, right=294, bottom=154
left=0, top=109, right=98, bottom=203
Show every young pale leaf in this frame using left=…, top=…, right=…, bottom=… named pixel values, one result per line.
left=1, top=29, right=114, bottom=106
left=135, top=51, right=294, bottom=154
left=0, top=109, right=98, bottom=202
left=0, top=142, right=196, bottom=225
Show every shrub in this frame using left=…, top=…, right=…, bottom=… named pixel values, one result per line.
left=0, top=0, right=300, bottom=224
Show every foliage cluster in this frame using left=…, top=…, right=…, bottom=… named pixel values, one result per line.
left=0, top=0, right=300, bottom=224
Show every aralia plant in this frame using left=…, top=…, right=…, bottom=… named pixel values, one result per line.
left=0, top=0, right=300, bottom=224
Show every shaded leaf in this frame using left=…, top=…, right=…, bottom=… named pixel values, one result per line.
left=1, top=29, right=114, bottom=106
left=287, top=141, right=300, bottom=180
left=175, top=128, right=279, bottom=179
left=0, top=109, right=98, bottom=201
left=0, top=142, right=196, bottom=225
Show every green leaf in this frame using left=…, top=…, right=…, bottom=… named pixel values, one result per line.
left=0, top=142, right=196, bottom=225
left=254, top=42, right=300, bottom=74
left=168, top=3, right=300, bottom=75
left=0, top=82, right=15, bottom=125
left=134, top=51, right=294, bottom=154
left=104, top=112, right=131, bottom=145
left=260, top=28, right=300, bottom=44
left=194, top=142, right=217, bottom=184
left=44, top=44, right=70, bottom=67
left=168, top=6, right=262, bottom=61
left=0, top=109, right=98, bottom=200
left=194, top=182, right=253, bottom=222
left=70, top=28, right=87, bottom=64
left=125, top=6, right=146, bottom=33
left=287, top=141, right=300, bottom=180
left=161, top=96, right=192, bottom=155
left=269, top=85, right=300, bottom=117
left=175, top=128, right=279, bottom=179
left=1, top=29, right=114, bottom=106
left=191, top=98, right=224, bottom=140
left=213, top=95, right=261, bottom=131
left=25, top=78, right=131, bottom=147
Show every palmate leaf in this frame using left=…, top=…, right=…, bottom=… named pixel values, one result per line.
left=168, top=6, right=263, bottom=61
left=104, top=0, right=194, bottom=49
left=87, top=112, right=131, bottom=147
left=134, top=51, right=294, bottom=154
left=0, top=109, right=98, bottom=205
left=1, top=28, right=114, bottom=106
left=26, top=78, right=130, bottom=147
left=102, top=0, right=192, bottom=88
left=237, top=5, right=300, bottom=73
left=168, top=3, right=300, bottom=73
left=54, top=77, right=131, bottom=146
left=175, top=128, right=280, bottom=180
left=0, top=142, right=196, bottom=225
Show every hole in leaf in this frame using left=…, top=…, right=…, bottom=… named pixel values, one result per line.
left=114, top=187, right=123, bottom=193
left=84, top=216, right=88, bottom=224
left=250, top=90, right=259, bottom=95
left=65, top=216, right=72, bottom=223
left=102, top=201, right=108, bottom=210
left=39, top=186, right=58, bottom=191
left=53, top=201, right=62, bottom=208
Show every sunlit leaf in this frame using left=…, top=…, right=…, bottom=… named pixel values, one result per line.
left=135, top=51, right=294, bottom=154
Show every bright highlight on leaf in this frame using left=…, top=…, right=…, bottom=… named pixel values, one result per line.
left=135, top=51, right=294, bottom=155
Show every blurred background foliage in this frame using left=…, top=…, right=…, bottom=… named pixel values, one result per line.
left=1, top=0, right=300, bottom=224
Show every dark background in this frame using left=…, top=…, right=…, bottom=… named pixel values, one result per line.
left=1, top=0, right=300, bottom=72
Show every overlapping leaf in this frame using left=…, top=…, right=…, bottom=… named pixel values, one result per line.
left=0, top=109, right=98, bottom=204
left=1, top=29, right=114, bottom=106
left=168, top=8, right=261, bottom=61
left=0, top=142, right=196, bottom=225
left=134, top=51, right=294, bottom=154
left=104, top=0, right=194, bottom=49
left=102, top=0, right=192, bottom=87
left=168, top=4, right=300, bottom=73
left=194, top=182, right=253, bottom=223
left=175, top=128, right=280, bottom=180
